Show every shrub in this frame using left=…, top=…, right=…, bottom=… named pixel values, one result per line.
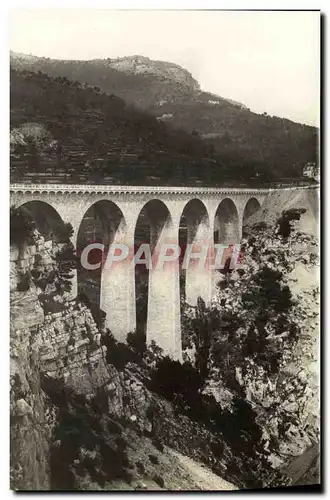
left=182, top=298, right=223, bottom=383
left=152, top=474, right=164, bottom=488
left=55, top=243, right=76, bottom=292
left=16, top=271, right=31, bottom=291
left=102, top=331, right=139, bottom=371
left=135, top=461, right=145, bottom=474
left=126, top=330, right=146, bottom=358
left=277, top=208, right=306, bottom=239
left=149, top=356, right=203, bottom=412
left=45, top=377, right=132, bottom=490
left=151, top=437, right=164, bottom=452
left=144, top=340, right=164, bottom=366
left=254, top=267, right=293, bottom=313
left=148, top=454, right=158, bottom=465
left=52, top=222, right=74, bottom=243
left=10, top=206, right=36, bottom=248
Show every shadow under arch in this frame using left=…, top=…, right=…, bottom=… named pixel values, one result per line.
left=242, top=198, right=261, bottom=237
left=134, top=199, right=172, bottom=337
left=214, top=198, right=240, bottom=245
left=76, top=200, right=126, bottom=309
left=11, top=200, right=76, bottom=299
left=179, top=198, right=210, bottom=309
left=13, top=200, right=65, bottom=242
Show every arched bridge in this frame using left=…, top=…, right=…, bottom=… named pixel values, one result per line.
left=10, top=183, right=317, bottom=359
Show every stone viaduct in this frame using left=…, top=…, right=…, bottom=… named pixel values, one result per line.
left=10, top=183, right=317, bottom=359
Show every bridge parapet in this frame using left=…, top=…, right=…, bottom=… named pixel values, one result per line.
left=10, top=183, right=319, bottom=196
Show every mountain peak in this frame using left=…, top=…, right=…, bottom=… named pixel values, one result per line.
left=107, top=54, right=200, bottom=91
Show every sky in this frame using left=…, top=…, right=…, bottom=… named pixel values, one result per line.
left=9, top=9, right=320, bottom=126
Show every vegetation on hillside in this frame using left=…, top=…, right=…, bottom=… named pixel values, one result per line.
left=10, top=54, right=318, bottom=184
left=11, top=66, right=317, bottom=186
left=148, top=99, right=318, bottom=179
left=178, top=209, right=319, bottom=479
left=10, top=69, right=223, bottom=186
left=11, top=206, right=76, bottom=309
left=98, top=208, right=319, bottom=488
left=10, top=203, right=319, bottom=490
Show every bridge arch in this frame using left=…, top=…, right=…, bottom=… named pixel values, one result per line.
left=10, top=183, right=319, bottom=359
left=135, top=199, right=173, bottom=251
left=179, top=199, right=210, bottom=245
left=76, top=200, right=130, bottom=337
left=10, top=200, right=77, bottom=298
left=214, top=198, right=240, bottom=245
left=134, top=199, right=172, bottom=337
left=13, top=200, right=67, bottom=248
left=12, top=200, right=65, bottom=242
left=179, top=198, right=211, bottom=308
left=134, top=199, right=180, bottom=356
left=242, top=197, right=261, bottom=236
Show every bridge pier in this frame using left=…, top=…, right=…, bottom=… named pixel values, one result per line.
left=13, top=182, right=309, bottom=360
left=184, top=216, right=213, bottom=307
left=66, top=223, right=79, bottom=301
left=100, top=225, right=136, bottom=342
left=147, top=222, right=181, bottom=360
left=52, top=204, right=83, bottom=301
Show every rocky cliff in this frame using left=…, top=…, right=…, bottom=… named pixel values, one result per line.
left=10, top=233, right=240, bottom=491
left=207, top=197, right=320, bottom=484
left=10, top=200, right=320, bottom=490
left=106, top=55, right=200, bottom=91
left=10, top=233, right=109, bottom=489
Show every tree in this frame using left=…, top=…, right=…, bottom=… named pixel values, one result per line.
left=54, top=243, right=77, bottom=293
left=10, top=206, right=36, bottom=248
left=52, top=222, right=74, bottom=243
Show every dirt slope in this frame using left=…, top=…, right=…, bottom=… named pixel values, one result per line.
left=167, top=449, right=238, bottom=490
left=246, top=187, right=319, bottom=236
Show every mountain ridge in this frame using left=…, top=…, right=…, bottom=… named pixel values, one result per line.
left=10, top=51, right=318, bottom=182
left=10, top=51, right=245, bottom=110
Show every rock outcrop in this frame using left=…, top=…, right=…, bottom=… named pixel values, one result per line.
left=10, top=233, right=109, bottom=489
left=107, top=55, right=200, bottom=91
left=10, top=286, right=50, bottom=490
left=10, top=234, right=239, bottom=490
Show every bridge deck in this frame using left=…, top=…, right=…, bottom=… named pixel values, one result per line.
left=10, top=183, right=319, bottom=195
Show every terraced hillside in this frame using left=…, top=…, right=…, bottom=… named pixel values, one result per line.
left=11, top=51, right=318, bottom=183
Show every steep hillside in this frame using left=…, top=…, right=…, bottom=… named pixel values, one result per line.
left=10, top=51, right=318, bottom=180
left=10, top=205, right=320, bottom=491
left=10, top=68, right=223, bottom=186
left=11, top=52, right=219, bottom=109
